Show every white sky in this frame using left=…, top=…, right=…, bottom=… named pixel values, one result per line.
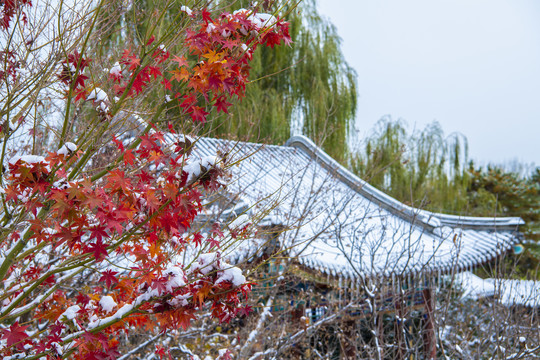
left=317, top=0, right=540, bottom=166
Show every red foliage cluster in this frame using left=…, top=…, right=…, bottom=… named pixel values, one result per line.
left=103, top=7, right=290, bottom=123
left=113, top=46, right=168, bottom=97
left=2, top=127, right=251, bottom=358
left=0, top=0, right=31, bottom=30
left=177, top=9, right=291, bottom=122
left=0, top=50, right=20, bottom=82
left=58, top=51, right=92, bottom=101
left=0, top=4, right=290, bottom=359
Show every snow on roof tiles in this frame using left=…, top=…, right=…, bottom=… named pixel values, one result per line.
left=492, top=279, right=540, bottom=307
left=456, top=273, right=540, bottom=307
left=185, top=135, right=523, bottom=279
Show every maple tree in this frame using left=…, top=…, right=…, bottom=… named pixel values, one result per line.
left=0, top=0, right=290, bottom=358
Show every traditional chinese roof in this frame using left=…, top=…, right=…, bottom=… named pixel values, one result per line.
left=492, top=279, right=540, bottom=307
left=186, top=134, right=523, bottom=280
left=455, top=272, right=540, bottom=307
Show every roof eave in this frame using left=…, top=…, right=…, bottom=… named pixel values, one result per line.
left=285, top=135, right=524, bottom=231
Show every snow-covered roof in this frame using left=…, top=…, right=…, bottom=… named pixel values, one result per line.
left=492, top=279, right=540, bottom=307
left=453, top=272, right=497, bottom=300
left=185, top=135, right=523, bottom=280
left=454, top=273, right=540, bottom=307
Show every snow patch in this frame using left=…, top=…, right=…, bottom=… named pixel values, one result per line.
left=493, top=279, right=540, bottom=307
left=58, top=142, right=77, bottom=156
left=87, top=87, right=109, bottom=103
left=8, top=154, right=46, bottom=165
left=109, top=62, right=122, bottom=77
left=165, top=266, right=186, bottom=290
left=88, top=303, right=132, bottom=329
left=184, top=155, right=220, bottom=183
left=228, top=214, right=250, bottom=229
left=180, top=5, right=192, bottom=16
left=191, top=252, right=220, bottom=275
left=453, top=272, right=496, bottom=300
left=233, top=9, right=278, bottom=28
left=191, top=252, right=246, bottom=287
left=206, top=23, right=216, bottom=33
left=60, top=305, right=81, bottom=321
left=99, top=296, right=117, bottom=313
left=216, top=266, right=246, bottom=287
left=168, top=293, right=190, bottom=307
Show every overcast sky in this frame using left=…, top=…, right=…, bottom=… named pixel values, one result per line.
left=317, top=0, right=540, bottom=167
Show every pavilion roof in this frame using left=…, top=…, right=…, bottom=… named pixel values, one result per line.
left=183, top=134, right=523, bottom=280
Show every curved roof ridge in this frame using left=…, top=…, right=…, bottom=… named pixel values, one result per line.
left=285, top=135, right=524, bottom=230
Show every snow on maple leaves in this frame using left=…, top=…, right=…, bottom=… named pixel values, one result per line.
left=174, top=9, right=291, bottom=122
left=55, top=6, right=291, bottom=125
left=2, top=125, right=251, bottom=358
left=0, top=4, right=290, bottom=360
left=101, top=6, right=290, bottom=124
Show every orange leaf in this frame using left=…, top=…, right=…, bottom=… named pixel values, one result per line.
left=171, top=68, right=191, bottom=82
left=149, top=242, right=160, bottom=258
left=172, top=55, right=188, bottom=67
left=202, top=50, right=222, bottom=63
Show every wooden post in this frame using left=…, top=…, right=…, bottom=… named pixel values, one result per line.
left=422, top=288, right=436, bottom=360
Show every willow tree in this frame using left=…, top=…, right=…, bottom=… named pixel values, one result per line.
left=202, top=0, right=357, bottom=163
left=350, top=117, right=470, bottom=213
left=97, top=0, right=356, bottom=161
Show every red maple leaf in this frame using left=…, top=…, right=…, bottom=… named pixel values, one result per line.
left=214, top=96, right=232, bottom=114
left=76, top=293, right=90, bottom=306
left=102, top=214, right=124, bottom=235
left=112, top=135, right=125, bottom=151
left=74, top=87, right=88, bottom=101
left=180, top=93, right=196, bottom=109
left=82, top=191, right=102, bottom=210
left=217, top=349, right=233, bottom=360
left=69, top=50, right=91, bottom=69
left=124, top=149, right=135, bottom=166
left=261, top=31, right=282, bottom=49
left=222, top=38, right=239, bottom=51
left=155, top=345, right=167, bottom=359
left=2, top=322, right=30, bottom=351
left=99, top=270, right=119, bottom=288
left=161, top=77, right=172, bottom=91
left=89, top=226, right=109, bottom=242
left=237, top=305, right=253, bottom=317
left=148, top=66, right=162, bottom=79
left=192, top=232, right=203, bottom=247
left=151, top=277, right=169, bottom=294
left=189, top=106, right=208, bottom=123
left=136, top=171, right=154, bottom=185
left=87, top=238, right=108, bottom=262
left=105, top=169, right=131, bottom=193
left=201, top=9, right=212, bottom=23
left=121, top=50, right=141, bottom=71
left=208, top=75, right=222, bottom=90
left=132, top=73, right=148, bottom=95
left=206, top=237, right=220, bottom=249
left=176, top=310, right=196, bottom=330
